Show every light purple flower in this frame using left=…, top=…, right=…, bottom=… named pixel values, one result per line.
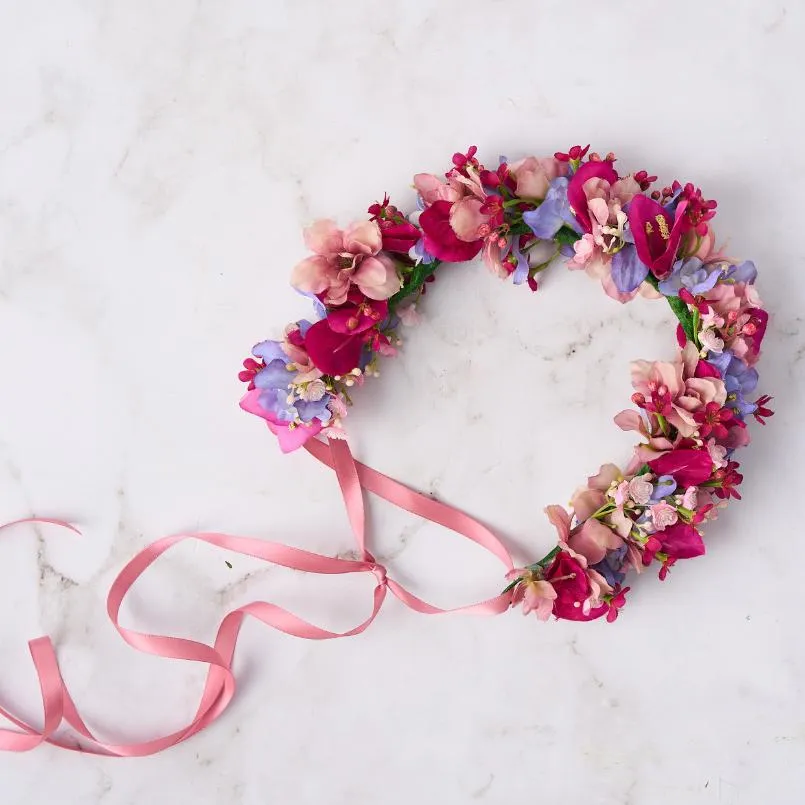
left=522, top=177, right=581, bottom=239
left=658, top=257, right=722, bottom=296
left=649, top=475, right=677, bottom=502
left=722, top=260, right=757, bottom=284
left=511, top=240, right=529, bottom=285
left=706, top=350, right=759, bottom=417
left=611, top=244, right=649, bottom=293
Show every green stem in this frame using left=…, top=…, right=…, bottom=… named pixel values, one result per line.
left=645, top=273, right=696, bottom=343
left=389, top=259, right=442, bottom=312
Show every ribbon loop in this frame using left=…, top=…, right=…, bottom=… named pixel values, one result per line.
left=0, top=436, right=514, bottom=755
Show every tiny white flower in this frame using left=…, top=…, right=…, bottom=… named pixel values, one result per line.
left=699, top=328, right=725, bottom=354
left=297, top=379, right=327, bottom=402
left=706, top=438, right=728, bottom=469
left=628, top=476, right=654, bottom=506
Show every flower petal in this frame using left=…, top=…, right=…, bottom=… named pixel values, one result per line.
left=303, top=220, right=344, bottom=255
left=303, top=319, right=364, bottom=376
left=353, top=254, right=401, bottom=300
left=343, top=220, right=382, bottom=255
left=449, top=197, right=486, bottom=242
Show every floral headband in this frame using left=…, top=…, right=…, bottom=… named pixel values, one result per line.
left=1, top=145, right=771, bottom=756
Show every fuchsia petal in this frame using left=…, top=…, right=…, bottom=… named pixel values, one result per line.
left=419, top=200, right=483, bottom=262
left=303, top=319, right=364, bottom=376
left=648, top=449, right=714, bottom=487
left=659, top=522, right=705, bottom=559
left=239, top=390, right=323, bottom=453
left=567, top=160, right=618, bottom=233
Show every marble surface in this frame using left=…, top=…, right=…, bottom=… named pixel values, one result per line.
left=0, top=0, right=804, bottom=802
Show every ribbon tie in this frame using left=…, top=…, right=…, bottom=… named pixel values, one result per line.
left=0, top=438, right=513, bottom=756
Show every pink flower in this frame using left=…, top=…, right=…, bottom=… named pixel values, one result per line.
left=566, top=519, right=623, bottom=565
left=544, top=551, right=608, bottom=621
left=702, top=283, right=767, bottom=367
left=281, top=323, right=323, bottom=384
left=240, top=389, right=323, bottom=453
left=412, top=173, right=464, bottom=205
left=291, top=219, right=401, bottom=306
left=507, top=569, right=557, bottom=621
left=627, top=476, right=653, bottom=505
left=508, top=156, right=568, bottom=199
left=545, top=501, right=623, bottom=566
left=481, top=238, right=509, bottom=278
left=567, top=160, right=619, bottom=233
left=649, top=502, right=679, bottom=530
left=629, top=343, right=727, bottom=437
left=419, top=200, right=484, bottom=262
left=569, top=463, right=622, bottom=521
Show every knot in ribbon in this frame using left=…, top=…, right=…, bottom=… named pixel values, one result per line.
left=0, top=438, right=513, bottom=756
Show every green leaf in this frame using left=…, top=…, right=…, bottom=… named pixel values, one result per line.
left=554, top=226, right=581, bottom=247
left=389, top=259, right=441, bottom=312
left=645, top=274, right=696, bottom=343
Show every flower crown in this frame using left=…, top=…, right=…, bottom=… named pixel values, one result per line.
left=0, top=144, right=773, bottom=758
left=240, top=144, right=772, bottom=623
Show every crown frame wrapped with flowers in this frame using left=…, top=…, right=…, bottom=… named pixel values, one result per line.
left=239, top=144, right=772, bottom=624
left=0, top=144, right=776, bottom=759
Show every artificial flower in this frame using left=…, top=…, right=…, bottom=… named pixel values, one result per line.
left=291, top=219, right=401, bottom=305
left=628, top=194, right=689, bottom=279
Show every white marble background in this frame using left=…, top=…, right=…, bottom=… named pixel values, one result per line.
left=0, top=1, right=803, bottom=802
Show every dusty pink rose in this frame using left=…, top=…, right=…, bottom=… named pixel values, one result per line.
left=545, top=502, right=623, bottom=566
left=508, top=155, right=567, bottom=199
left=629, top=343, right=727, bottom=437
left=413, top=172, right=464, bottom=205
left=649, top=502, right=679, bottom=530
left=291, top=219, right=401, bottom=306
left=482, top=239, right=509, bottom=278
left=569, top=463, right=622, bottom=521
left=507, top=569, right=557, bottom=621
left=281, top=323, right=322, bottom=384
left=702, top=282, right=767, bottom=367
left=627, top=476, right=653, bottom=505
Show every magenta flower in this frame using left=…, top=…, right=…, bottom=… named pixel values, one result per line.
left=648, top=449, right=714, bottom=487
left=418, top=200, right=484, bottom=262
left=368, top=196, right=422, bottom=254
left=290, top=219, right=401, bottom=306
left=566, top=159, right=619, bottom=233
left=693, top=401, right=738, bottom=439
left=642, top=522, right=705, bottom=565
left=303, top=291, right=388, bottom=376
left=544, top=551, right=607, bottom=621
left=628, top=194, right=689, bottom=279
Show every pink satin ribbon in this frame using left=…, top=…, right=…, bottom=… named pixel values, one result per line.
left=0, top=439, right=513, bottom=756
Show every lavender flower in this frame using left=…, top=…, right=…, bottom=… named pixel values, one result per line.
left=522, top=177, right=580, bottom=239
left=658, top=257, right=722, bottom=296
left=706, top=350, right=759, bottom=417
